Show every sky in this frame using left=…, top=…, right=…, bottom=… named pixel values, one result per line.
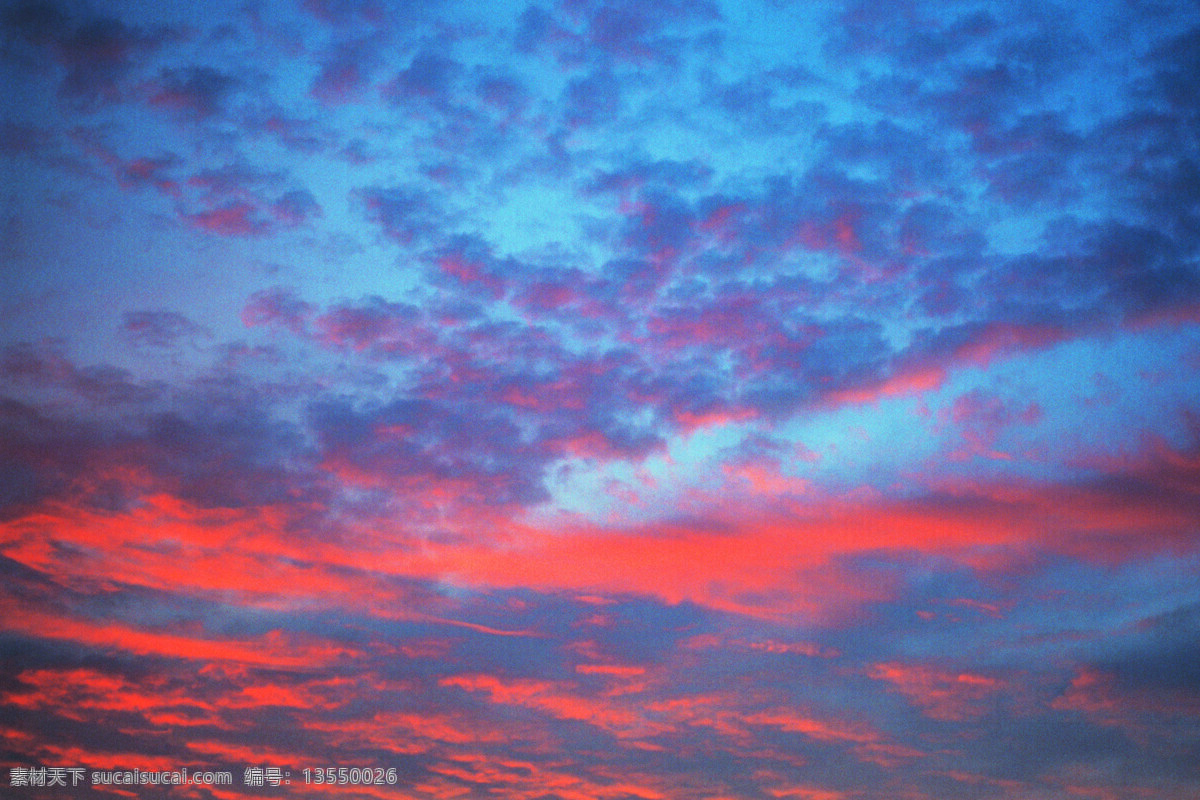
left=2, top=0, right=1200, bottom=798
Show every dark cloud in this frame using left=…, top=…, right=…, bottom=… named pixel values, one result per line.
left=383, top=49, right=460, bottom=103
left=817, top=120, right=958, bottom=194
left=516, top=0, right=721, bottom=68
left=1129, top=27, right=1200, bottom=245
left=1021, top=218, right=1200, bottom=325
left=586, top=159, right=714, bottom=196
left=0, top=121, right=57, bottom=159
left=1105, top=613, right=1200, bottom=695
left=164, top=161, right=322, bottom=236
left=1, top=342, right=162, bottom=407
left=147, top=65, right=239, bottom=119
left=270, top=188, right=322, bottom=226
left=473, top=71, right=530, bottom=119
left=583, top=0, right=722, bottom=64
left=562, top=68, right=623, bottom=128
left=2, top=0, right=71, bottom=44
left=248, top=285, right=686, bottom=470
left=356, top=185, right=447, bottom=246
left=280, top=118, right=333, bottom=154
left=0, top=343, right=326, bottom=513
left=301, top=0, right=388, bottom=29
left=120, top=311, right=210, bottom=348
left=3, top=2, right=177, bottom=105
left=138, top=405, right=321, bottom=509
left=309, top=395, right=550, bottom=508
left=708, top=66, right=827, bottom=136
left=895, top=201, right=985, bottom=259
left=513, top=5, right=571, bottom=57
left=308, top=36, right=383, bottom=104
left=0, top=396, right=88, bottom=515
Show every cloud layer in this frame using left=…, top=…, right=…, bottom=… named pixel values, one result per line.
left=2, top=0, right=1199, bottom=798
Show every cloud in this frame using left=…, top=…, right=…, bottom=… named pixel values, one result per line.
left=147, top=65, right=239, bottom=119
left=1, top=342, right=161, bottom=408
left=439, top=673, right=658, bottom=737
left=562, top=69, right=624, bottom=128
left=308, top=394, right=551, bottom=509
left=3, top=2, right=177, bottom=106
left=382, top=49, right=461, bottom=105
left=309, top=36, right=383, bottom=104
left=943, top=389, right=1041, bottom=461
left=175, top=161, right=322, bottom=236
left=270, top=188, right=322, bottom=225
left=516, top=0, right=722, bottom=68
left=301, top=0, right=388, bottom=29
left=868, top=661, right=1005, bottom=721
left=356, top=185, right=448, bottom=246
left=120, top=311, right=211, bottom=348
left=242, top=287, right=314, bottom=333
left=0, top=344, right=325, bottom=514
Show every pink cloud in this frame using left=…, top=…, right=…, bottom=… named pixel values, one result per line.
left=869, top=661, right=1006, bottom=721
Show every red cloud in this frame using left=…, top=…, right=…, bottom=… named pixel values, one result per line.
left=2, top=607, right=358, bottom=669
left=869, top=661, right=1005, bottom=721
left=439, top=673, right=664, bottom=737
